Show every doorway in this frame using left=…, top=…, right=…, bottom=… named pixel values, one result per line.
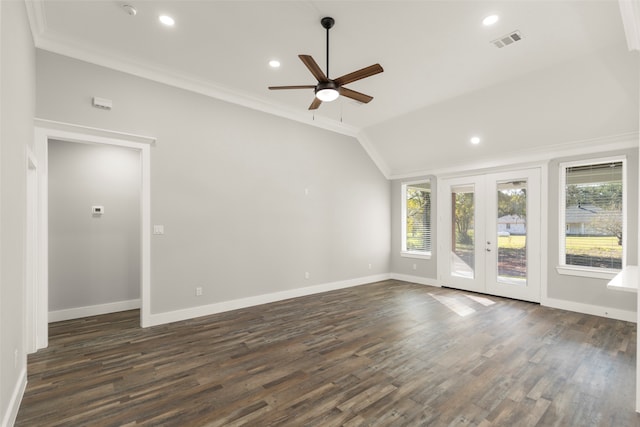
left=29, top=123, right=152, bottom=351
left=438, top=168, right=541, bottom=302
left=48, top=140, right=141, bottom=321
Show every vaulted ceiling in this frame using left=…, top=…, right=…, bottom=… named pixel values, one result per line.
left=27, top=1, right=639, bottom=177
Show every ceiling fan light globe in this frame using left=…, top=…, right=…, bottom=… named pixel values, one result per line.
left=316, top=88, right=339, bottom=102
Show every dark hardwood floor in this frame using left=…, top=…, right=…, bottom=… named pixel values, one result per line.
left=16, top=280, right=640, bottom=426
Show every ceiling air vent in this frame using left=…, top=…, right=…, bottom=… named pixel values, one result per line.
left=491, top=30, right=523, bottom=48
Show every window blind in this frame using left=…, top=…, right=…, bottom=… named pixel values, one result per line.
left=564, top=161, right=623, bottom=269
left=405, top=184, right=431, bottom=252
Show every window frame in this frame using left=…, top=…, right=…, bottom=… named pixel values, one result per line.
left=557, top=155, right=627, bottom=279
left=401, top=179, right=432, bottom=260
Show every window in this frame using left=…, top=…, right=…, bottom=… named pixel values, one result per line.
left=558, top=157, right=625, bottom=278
left=401, top=180, right=431, bottom=258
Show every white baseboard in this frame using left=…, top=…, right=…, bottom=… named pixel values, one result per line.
left=542, top=297, right=636, bottom=323
left=147, top=274, right=392, bottom=327
left=49, top=299, right=141, bottom=323
left=389, top=275, right=635, bottom=323
left=2, top=366, right=26, bottom=427
left=390, top=273, right=442, bottom=287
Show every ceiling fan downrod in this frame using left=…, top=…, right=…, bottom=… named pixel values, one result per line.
left=321, top=17, right=335, bottom=78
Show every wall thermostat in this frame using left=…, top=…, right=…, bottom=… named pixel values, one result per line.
left=92, top=206, right=104, bottom=215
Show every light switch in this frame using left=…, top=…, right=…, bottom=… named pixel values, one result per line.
left=153, top=225, right=164, bottom=235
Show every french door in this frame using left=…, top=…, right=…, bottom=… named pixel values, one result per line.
left=438, top=169, right=541, bottom=302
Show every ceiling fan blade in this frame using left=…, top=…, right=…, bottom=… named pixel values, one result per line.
left=268, top=85, right=316, bottom=90
left=334, top=64, right=383, bottom=86
left=339, top=87, right=373, bottom=104
left=309, top=97, right=322, bottom=110
left=299, top=55, right=328, bottom=82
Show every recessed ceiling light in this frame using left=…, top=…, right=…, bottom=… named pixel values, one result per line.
left=482, top=14, right=499, bottom=26
left=159, top=15, right=175, bottom=27
left=269, top=60, right=281, bottom=68
left=470, top=136, right=481, bottom=145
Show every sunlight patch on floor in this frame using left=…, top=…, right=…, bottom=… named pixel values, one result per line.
left=429, top=293, right=475, bottom=317
left=464, top=294, right=496, bottom=307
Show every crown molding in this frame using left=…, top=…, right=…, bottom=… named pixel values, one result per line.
left=28, top=0, right=635, bottom=183
left=356, top=131, right=391, bottom=179
left=36, top=34, right=361, bottom=137
left=24, top=0, right=46, bottom=43
left=24, top=2, right=363, bottom=138
left=389, top=132, right=640, bottom=180
left=25, top=0, right=401, bottom=176
left=619, top=0, right=640, bottom=51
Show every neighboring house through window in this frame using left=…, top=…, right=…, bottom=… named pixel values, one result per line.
left=401, top=180, right=431, bottom=258
left=497, top=214, right=526, bottom=235
left=558, top=156, right=625, bottom=278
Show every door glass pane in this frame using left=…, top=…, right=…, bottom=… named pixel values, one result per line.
left=451, top=185, right=475, bottom=278
left=496, top=180, right=527, bottom=285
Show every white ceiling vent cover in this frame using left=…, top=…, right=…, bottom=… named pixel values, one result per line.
left=92, top=97, right=113, bottom=110
left=491, top=30, right=523, bottom=48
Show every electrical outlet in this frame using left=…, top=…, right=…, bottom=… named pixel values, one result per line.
left=304, top=272, right=310, bottom=279
left=195, top=287, right=203, bottom=296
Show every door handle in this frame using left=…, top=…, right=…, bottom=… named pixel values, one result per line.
left=486, top=248, right=491, bottom=252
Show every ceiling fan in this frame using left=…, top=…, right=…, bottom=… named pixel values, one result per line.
left=269, top=17, right=384, bottom=110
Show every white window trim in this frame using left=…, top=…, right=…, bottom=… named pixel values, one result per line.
left=401, top=251, right=431, bottom=260
left=555, top=265, right=619, bottom=280
left=401, top=179, right=432, bottom=259
left=557, top=155, right=626, bottom=279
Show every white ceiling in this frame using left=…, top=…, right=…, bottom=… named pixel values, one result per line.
left=28, top=1, right=639, bottom=177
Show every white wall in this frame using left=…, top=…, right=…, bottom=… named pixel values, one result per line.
left=36, top=50, right=390, bottom=316
left=48, top=140, right=140, bottom=314
left=0, top=1, right=34, bottom=425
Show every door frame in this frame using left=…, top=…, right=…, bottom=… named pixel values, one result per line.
left=437, top=167, right=543, bottom=303
left=29, top=122, right=153, bottom=351
left=25, top=147, right=40, bottom=352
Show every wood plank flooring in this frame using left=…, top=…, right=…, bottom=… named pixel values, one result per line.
left=16, top=280, right=640, bottom=426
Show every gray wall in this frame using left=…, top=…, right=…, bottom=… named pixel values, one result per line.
left=0, top=0, right=34, bottom=422
left=36, top=50, right=390, bottom=315
left=390, top=176, right=438, bottom=280
left=48, top=140, right=141, bottom=312
left=547, top=148, right=639, bottom=311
